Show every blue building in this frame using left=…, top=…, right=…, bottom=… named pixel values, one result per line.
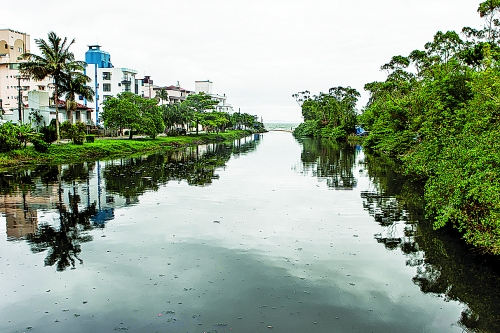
left=85, top=45, right=113, bottom=126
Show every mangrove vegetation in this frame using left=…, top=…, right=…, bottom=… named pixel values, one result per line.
left=293, top=1, right=500, bottom=254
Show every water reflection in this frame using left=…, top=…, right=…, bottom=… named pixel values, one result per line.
left=361, top=152, right=500, bottom=333
left=2, top=134, right=500, bottom=332
left=27, top=191, right=97, bottom=271
left=0, top=136, right=260, bottom=270
left=298, top=138, right=358, bottom=189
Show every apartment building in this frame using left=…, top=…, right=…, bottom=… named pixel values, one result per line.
left=0, top=29, right=54, bottom=123
left=85, top=45, right=138, bottom=125
left=195, top=80, right=234, bottom=113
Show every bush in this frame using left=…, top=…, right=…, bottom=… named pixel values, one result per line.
left=40, top=124, right=57, bottom=143
left=86, top=135, right=95, bottom=143
left=31, top=136, right=50, bottom=153
left=293, top=120, right=320, bottom=137
left=0, top=122, right=21, bottom=152
left=68, top=122, right=86, bottom=144
left=60, top=121, right=72, bottom=139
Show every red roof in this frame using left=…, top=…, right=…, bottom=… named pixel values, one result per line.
left=54, top=99, right=93, bottom=111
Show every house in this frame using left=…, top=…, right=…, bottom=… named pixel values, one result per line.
left=27, top=90, right=93, bottom=127
left=153, top=83, right=193, bottom=104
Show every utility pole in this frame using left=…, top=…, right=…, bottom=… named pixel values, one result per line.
left=16, top=75, right=28, bottom=123
left=17, top=76, right=22, bottom=123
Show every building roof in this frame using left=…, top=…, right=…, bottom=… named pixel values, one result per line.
left=54, top=99, right=93, bottom=111
left=162, top=85, right=192, bottom=93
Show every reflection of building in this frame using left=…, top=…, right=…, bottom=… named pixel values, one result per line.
left=0, top=28, right=54, bottom=123
left=0, top=193, right=48, bottom=239
left=195, top=80, right=234, bottom=113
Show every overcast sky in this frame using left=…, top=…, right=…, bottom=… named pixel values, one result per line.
left=1, top=1, right=484, bottom=122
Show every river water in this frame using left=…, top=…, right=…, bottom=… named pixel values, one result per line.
left=1, top=131, right=499, bottom=333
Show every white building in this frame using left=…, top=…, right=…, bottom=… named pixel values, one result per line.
left=195, top=80, right=234, bottom=113
left=153, top=83, right=193, bottom=104
left=26, top=90, right=93, bottom=126
left=84, top=45, right=138, bottom=126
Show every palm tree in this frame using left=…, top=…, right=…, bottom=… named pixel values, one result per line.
left=19, top=31, right=86, bottom=141
left=58, top=70, right=94, bottom=124
left=155, top=87, right=169, bottom=105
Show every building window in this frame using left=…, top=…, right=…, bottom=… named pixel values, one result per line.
left=103, top=83, right=111, bottom=92
left=103, top=95, right=111, bottom=100
left=38, top=85, right=45, bottom=91
left=103, top=72, right=111, bottom=80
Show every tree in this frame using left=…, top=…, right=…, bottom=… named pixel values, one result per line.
left=140, top=98, right=164, bottom=139
left=292, top=86, right=360, bottom=140
left=183, top=92, right=219, bottom=134
left=101, top=92, right=164, bottom=139
left=155, top=88, right=169, bottom=105
left=478, top=0, right=500, bottom=43
left=19, top=31, right=86, bottom=142
left=201, top=111, right=230, bottom=133
left=58, top=70, right=94, bottom=124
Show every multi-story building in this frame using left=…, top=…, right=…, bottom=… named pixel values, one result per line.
left=195, top=80, right=234, bottom=113
left=0, top=29, right=54, bottom=123
left=152, top=83, right=193, bottom=104
left=85, top=45, right=138, bottom=126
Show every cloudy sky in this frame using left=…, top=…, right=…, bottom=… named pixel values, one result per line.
left=1, top=1, right=483, bottom=122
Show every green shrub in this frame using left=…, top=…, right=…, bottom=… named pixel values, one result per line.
left=293, top=120, right=320, bottom=137
left=60, top=120, right=72, bottom=139
left=86, top=135, right=95, bottom=143
left=31, top=136, right=50, bottom=153
left=41, top=124, right=57, bottom=143
left=68, top=122, right=86, bottom=145
left=0, top=122, right=22, bottom=152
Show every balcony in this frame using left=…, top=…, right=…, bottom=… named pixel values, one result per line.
left=121, top=78, right=131, bottom=85
left=0, top=53, right=10, bottom=64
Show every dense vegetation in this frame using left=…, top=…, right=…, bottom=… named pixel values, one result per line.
left=0, top=130, right=253, bottom=169
left=294, top=1, right=500, bottom=254
left=292, top=86, right=360, bottom=140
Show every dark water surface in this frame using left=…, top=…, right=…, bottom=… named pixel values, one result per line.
left=1, top=132, right=499, bottom=333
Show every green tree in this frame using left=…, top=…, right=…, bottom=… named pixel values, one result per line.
left=155, top=88, right=169, bottom=105
left=201, top=111, right=230, bottom=133
left=19, top=31, right=86, bottom=142
left=183, top=92, right=219, bottom=134
left=292, top=86, right=360, bottom=140
left=101, top=92, right=164, bottom=139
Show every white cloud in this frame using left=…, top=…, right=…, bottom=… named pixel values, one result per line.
left=2, top=0, right=483, bottom=122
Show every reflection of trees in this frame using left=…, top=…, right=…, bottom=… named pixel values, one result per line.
left=103, top=138, right=260, bottom=199
left=362, top=151, right=500, bottom=333
left=27, top=191, right=96, bottom=271
left=3, top=137, right=259, bottom=270
left=297, top=138, right=357, bottom=189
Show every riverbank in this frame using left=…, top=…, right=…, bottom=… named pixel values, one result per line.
left=0, top=130, right=253, bottom=170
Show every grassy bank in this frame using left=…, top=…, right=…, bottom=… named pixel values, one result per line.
left=0, top=130, right=253, bottom=170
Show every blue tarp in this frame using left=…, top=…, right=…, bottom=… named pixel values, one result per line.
left=355, top=126, right=367, bottom=136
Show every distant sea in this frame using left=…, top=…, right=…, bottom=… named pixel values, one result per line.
left=264, top=122, right=301, bottom=131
